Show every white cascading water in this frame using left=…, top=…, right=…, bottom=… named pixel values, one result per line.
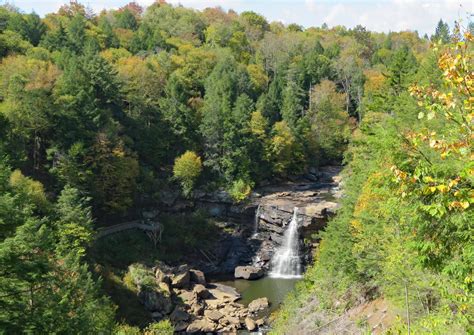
left=269, top=207, right=302, bottom=278
left=252, top=204, right=261, bottom=238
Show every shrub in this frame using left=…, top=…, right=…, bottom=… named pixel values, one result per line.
left=228, top=179, right=252, bottom=203
left=127, top=263, right=156, bottom=289
left=114, top=324, right=141, bottom=335
left=173, top=151, right=202, bottom=197
left=144, top=320, right=174, bottom=335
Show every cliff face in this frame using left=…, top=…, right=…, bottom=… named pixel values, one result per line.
left=249, top=166, right=342, bottom=272
left=150, top=166, right=343, bottom=275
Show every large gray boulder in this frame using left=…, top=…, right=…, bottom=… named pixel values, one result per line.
left=138, top=290, right=173, bottom=314
left=204, top=309, right=223, bottom=322
left=172, top=271, right=190, bottom=289
left=170, top=307, right=190, bottom=323
left=208, top=283, right=241, bottom=302
left=189, top=269, right=206, bottom=285
left=186, top=318, right=217, bottom=333
left=193, top=284, right=211, bottom=299
left=248, top=297, right=269, bottom=313
left=234, top=266, right=264, bottom=280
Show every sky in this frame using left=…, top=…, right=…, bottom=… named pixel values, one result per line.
left=7, top=0, right=474, bottom=35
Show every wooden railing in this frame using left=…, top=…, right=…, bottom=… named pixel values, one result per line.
left=96, top=220, right=161, bottom=238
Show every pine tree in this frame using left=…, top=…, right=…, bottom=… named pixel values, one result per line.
left=432, top=19, right=450, bottom=44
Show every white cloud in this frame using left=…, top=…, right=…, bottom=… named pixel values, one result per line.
left=12, top=0, right=474, bottom=35
left=279, top=0, right=472, bottom=34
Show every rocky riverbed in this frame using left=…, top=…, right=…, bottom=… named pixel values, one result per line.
left=132, top=166, right=343, bottom=332
left=131, top=262, right=269, bottom=333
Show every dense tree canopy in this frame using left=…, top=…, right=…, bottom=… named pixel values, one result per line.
left=273, top=25, right=473, bottom=335
left=1, top=1, right=465, bottom=333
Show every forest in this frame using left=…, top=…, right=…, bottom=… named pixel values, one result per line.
left=0, top=0, right=472, bottom=334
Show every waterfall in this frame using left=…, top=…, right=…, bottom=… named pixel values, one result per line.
left=252, top=204, right=261, bottom=238
left=269, top=207, right=302, bottom=278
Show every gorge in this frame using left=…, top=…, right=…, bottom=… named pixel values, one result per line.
left=94, top=166, right=342, bottom=333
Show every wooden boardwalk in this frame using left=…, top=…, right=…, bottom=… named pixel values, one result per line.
left=96, top=220, right=161, bottom=238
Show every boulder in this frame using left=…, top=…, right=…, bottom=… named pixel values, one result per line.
left=234, top=266, right=264, bottom=280
left=138, top=290, right=173, bottom=314
left=245, top=317, right=257, bottom=331
left=248, top=297, right=269, bottom=313
left=170, top=307, right=190, bottom=323
left=186, top=318, right=217, bottom=333
left=172, top=271, right=190, bottom=289
left=190, top=301, right=204, bottom=316
left=189, top=269, right=206, bottom=285
left=174, top=321, right=188, bottom=332
left=256, top=318, right=265, bottom=326
left=193, top=284, right=210, bottom=299
left=304, top=201, right=339, bottom=220
left=204, top=299, right=221, bottom=309
left=150, top=311, right=163, bottom=320
left=178, top=291, right=196, bottom=304
left=155, top=268, right=171, bottom=284
left=208, top=283, right=241, bottom=302
left=223, top=315, right=240, bottom=326
left=158, top=282, right=171, bottom=295
left=204, top=309, right=223, bottom=322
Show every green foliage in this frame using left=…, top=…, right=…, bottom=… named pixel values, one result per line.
left=127, top=263, right=156, bottom=290
left=0, top=3, right=448, bottom=332
left=144, top=320, right=174, bottom=335
left=267, top=121, right=304, bottom=176
left=0, top=165, right=116, bottom=333
left=9, top=169, right=49, bottom=211
left=115, top=323, right=142, bottom=335
left=386, top=45, right=418, bottom=94
left=0, top=2, right=400, bottom=218
left=55, top=185, right=93, bottom=258
left=273, top=31, right=473, bottom=334
left=306, top=80, right=351, bottom=163
left=228, top=179, right=253, bottom=203
left=432, top=19, right=451, bottom=44
left=173, top=151, right=202, bottom=196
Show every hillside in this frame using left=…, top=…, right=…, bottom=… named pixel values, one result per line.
left=0, top=1, right=472, bottom=334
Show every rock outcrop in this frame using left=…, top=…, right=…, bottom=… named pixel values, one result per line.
left=135, top=263, right=267, bottom=332
left=234, top=265, right=264, bottom=280
left=132, top=167, right=343, bottom=332
left=248, top=297, right=269, bottom=313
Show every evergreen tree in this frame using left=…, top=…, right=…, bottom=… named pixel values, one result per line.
left=281, top=78, right=304, bottom=130
left=386, top=45, right=418, bottom=95
left=432, top=19, right=450, bottom=43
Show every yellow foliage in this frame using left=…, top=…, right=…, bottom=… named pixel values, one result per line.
left=249, top=111, right=268, bottom=140
left=173, top=151, right=203, bottom=196
left=352, top=172, right=386, bottom=234
left=363, top=69, right=386, bottom=93
left=9, top=170, right=49, bottom=209
left=100, top=48, right=132, bottom=64
left=247, top=64, right=268, bottom=93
